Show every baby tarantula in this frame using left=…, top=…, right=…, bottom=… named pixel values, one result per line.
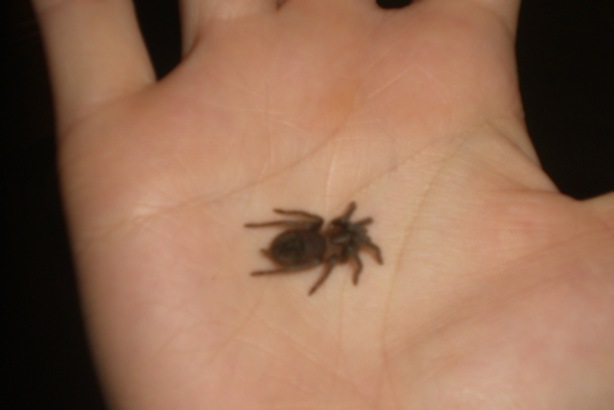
left=245, top=202, right=383, bottom=295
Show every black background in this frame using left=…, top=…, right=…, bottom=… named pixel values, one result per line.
left=5, top=0, right=613, bottom=408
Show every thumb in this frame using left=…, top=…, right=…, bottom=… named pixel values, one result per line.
left=33, top=0, right=155, bottom=134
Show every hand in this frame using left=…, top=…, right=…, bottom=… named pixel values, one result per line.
left=33, top=0, right=614, bottom=408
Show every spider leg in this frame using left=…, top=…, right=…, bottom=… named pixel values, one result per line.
left=308, top=256, right=338, bottom=295
left=273, top=208, right=323, bottom=221
left=250, top=259, right=322, bottom=276
left=354, top=217, right=373, bottom=226
left=245, top=209, right=323, bottom=230
left=273, top=209, right=323, bottom=230
left=351, top=253, right=364, bottom=285
left=245, top=220, right=315, bottom=229
left=363, top=241, right=383, bottom=264
left=338, top=201, right=357, bottom=222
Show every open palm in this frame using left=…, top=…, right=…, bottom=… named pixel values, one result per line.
left=34, top=0, right=614, bottom=408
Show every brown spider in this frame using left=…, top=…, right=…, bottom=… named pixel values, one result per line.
left=245, top=202, right=383, bottom=295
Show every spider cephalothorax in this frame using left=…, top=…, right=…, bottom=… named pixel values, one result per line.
left=245, top=202, right=383, bottom=295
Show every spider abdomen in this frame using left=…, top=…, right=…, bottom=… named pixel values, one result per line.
left=270, top=229, right=326, bottom=266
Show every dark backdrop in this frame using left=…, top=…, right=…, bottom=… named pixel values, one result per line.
left=5, top=1, right=613, bottom=408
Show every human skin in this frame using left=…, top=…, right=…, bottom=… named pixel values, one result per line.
left=32, top=0, right=614, bottom=409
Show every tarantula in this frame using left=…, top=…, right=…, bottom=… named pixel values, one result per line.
left=245, top=202, right=383, bottom=295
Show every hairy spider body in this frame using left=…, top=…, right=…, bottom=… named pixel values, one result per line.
left=268, top=229, right=326, bottom=267
left=245, top=202, right=383, bottom=295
